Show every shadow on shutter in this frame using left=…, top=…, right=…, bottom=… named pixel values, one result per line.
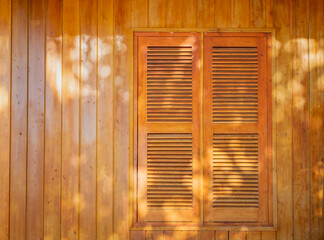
left=136, top=33, right=201, bottom=224
left=204, top=33, right=272, bottom=224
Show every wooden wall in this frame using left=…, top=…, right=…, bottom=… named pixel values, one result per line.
left=0, top=0, right=323, bottom=239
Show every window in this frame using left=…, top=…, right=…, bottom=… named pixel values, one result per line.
left=134, top=32, right=273, bottom=226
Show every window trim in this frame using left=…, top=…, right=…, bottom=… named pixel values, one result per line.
left=132, top=31, right=275, bottom=229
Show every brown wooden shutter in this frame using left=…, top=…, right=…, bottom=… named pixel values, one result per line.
left=203, top=33, right=271, bottom=223
left=135, top=33, right=201, bottom=223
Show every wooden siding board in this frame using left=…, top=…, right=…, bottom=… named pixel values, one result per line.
left=1, top=0, right=324, bottom=238
left=274, top=0, right=294, bottom=239
left=261, top=231, right=276, bottom=240
left=309, top=0, right=324, bottom=239
left=132, top=0, right=148, bottom=27
left=233, top=0, right=250, bottom=28
left=0, top=0, right=11, bottom=238
left=61, top=0, right=80, bottom=238
left=246, top=231, right=260, bottom=240
left=80, top=0, right=98, bottom=238
left=10, top=0, right=28, bottom=238
left=216, top=231, right=229, bottom=240
left=97, top=0, right=114, bottom=239
left=250, top=0, right=265, bottom=28
left=199, top=230, right=214, bottom=240
left=182, top=0, right=197, bottom=28
left=229, top=231, right=246, bottom=240
left=292, top=0, right=311, bottom=239
left=114, top=0, right=131, bottom=239
left=265, top=0, right=274, bottom=28
left=26, top=0, right=45, bottom=238
left=44, top=0, right=62, bottom=238
left=214, top=0, right=232, bottom=28
left=165, top=0, right=183, bottom=28
left=198, top=0, right=214, bottom=28
left=131, top=230, right=145, bottom=239
left=148, top=0, right=165, bottom=28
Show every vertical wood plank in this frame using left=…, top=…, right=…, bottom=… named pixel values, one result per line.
left=229, top=231, right=246, bottom=240
left=199, top=230, right=214, bottom=240
left=148, top=0, right=165, bottom=28
left=246, top=231, right=261, bottom=240
left=164, top=231, right=186, bottom=240
left=233, top=0, right=250, bottom=28
left=265, top=0, right=274, bottom=28
left=10, top=0, right=28, bottom=238
left=62, top=0, right=80, bottom=238
left=114, top=0, right=131, bottom=239
left=131, top=0, right=148, bottom=27
left=146, top=230, right=164, bottom=240
left=97, top=0, right=114, bottom=239
left=250, top=0, right=265, bottom=28
left=131, top=231, right=145, bottom=240
left=274, top=0, right=293, bottom=239
left=261, top=232, right=276, bottom=240
left=198, top=0, right=214, bottom=28
left=0, top=0, right=11, bottom=238
left=216, top=231, right=229, bottom=240
left=292, top=0, right=311, bottom=239
left=44, top=0, right=62, bottom=238
left=182, top=0, right=197, bottom=28
left=214, top=0, right=232, bottom=28
left=80, top=0, right=97, bottom=239
left=26, top=0, right=45, bottom=238
left=309, top=0, right=324, bottom=239
left=165, top=0, right=182, bottom=28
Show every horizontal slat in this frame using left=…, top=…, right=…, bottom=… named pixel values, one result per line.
left=147, top=133, right=193, bottom=208
left=212, top=46, right=259, bottom=123
left=213, top=133, right=259, bottom=208
left=147, top=46, right=193, bottom=123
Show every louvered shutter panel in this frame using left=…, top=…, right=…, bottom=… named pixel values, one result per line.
left=136, top=33, right=201, bottom=223
left=203, top=33, right=271, bottom=223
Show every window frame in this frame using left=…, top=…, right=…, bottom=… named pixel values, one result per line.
left=132, top=31, right=274, bottom=229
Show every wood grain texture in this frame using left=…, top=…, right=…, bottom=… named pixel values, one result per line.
left=199, top=230, right=214, bottom=240
left=114, top=0, right=131, bottom=239
left=265, top=0, right=274, bottom=28
left=26, top=0, right=45, bottom=238
left=274, top=0, right=294, bottom=239
left=131, top=230, right=145, bottom=239
left=292, top=0, right=311, bottom=239
left=145, top=230, right=164, bottom=240
left=216, top=231, right=229, bottom=240
left=148, top=0, right=165, bottom=27
left=309, top=0, right=324, bottom=239
left=1, top=0, right=324, bottom=239
left=250, top=0, right=265, bottom=28
left=233, top=0, right=250, bottom=28
left=97, top=0, right=114, bottom=239
left=132, top=0, right=148, bottom=27
left=61, top=0, right=80, bottom=238
left=246, top=231, right=260, bottom=240
left=165, top=0, right=182, bottom=28
left=229, top=231, right=246, bottom=240
left=0, top=0, right=11, bottom=238
left=10, top=0, right=28, bottom=238
left=182, top=0, right=197, bottom=28
left=80, top=0, right=97, bottom=238
left=214, top=0, right=232, bottom=28
left=261, top=231, right=276, bottom=240
left=44, top=0, right=62, bottom=238
left=198, top=0, right=214, bottom=28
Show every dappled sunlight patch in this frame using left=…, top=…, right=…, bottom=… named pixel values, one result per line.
left=0, top=85, right=9, bottom=113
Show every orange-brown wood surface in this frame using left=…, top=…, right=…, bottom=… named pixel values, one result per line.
left=0, top=0, right=323, bottom=239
